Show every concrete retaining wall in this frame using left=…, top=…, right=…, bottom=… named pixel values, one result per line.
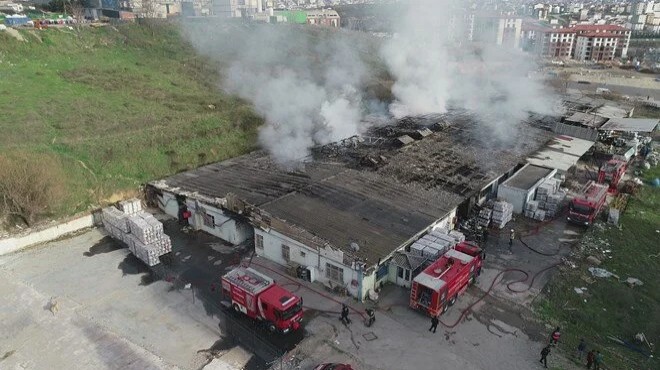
left=0, top=214, right=96, bottom=256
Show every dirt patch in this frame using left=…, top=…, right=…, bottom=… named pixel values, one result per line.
left=3, top=28, right=25, bottom=42
left=102, top=190, right=141, bottom=205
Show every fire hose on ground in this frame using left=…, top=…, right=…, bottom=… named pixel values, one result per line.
left=238, top=215, right=568, bottom=329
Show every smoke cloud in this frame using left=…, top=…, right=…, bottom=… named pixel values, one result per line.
left=383, top=0, right=559, bottom=138
left=183, top=0, right=560, bottom=165
left=183, top=23, right=371, bottom=166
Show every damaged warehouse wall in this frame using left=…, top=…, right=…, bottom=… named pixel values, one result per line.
left=154, top=191, right=252, bottom=245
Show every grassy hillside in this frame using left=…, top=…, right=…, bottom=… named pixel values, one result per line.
left=536, top=164, right=660, bottom=370
left=0, top=24, right=260, bottom=226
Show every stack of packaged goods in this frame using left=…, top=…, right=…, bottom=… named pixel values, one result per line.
left=448, top=230, right=466, bottom=244
left=102, top=207, right=129, bottom=237
left=101, top=205, right=171, bottom=267
left=533, top=209, right=547, bottom=221
left=528, top=178, right=566, bottom=221
left=118, top=198, right=143, bottom=216
left=491, top=201, right=513, bottom=229
left=125, top=212, right=171, bottom=267
left=478, top=208, right=492, bottom=227
left=524, top=200, right=538, bottom=219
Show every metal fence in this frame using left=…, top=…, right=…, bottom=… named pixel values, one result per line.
left=553, top=122, right=599, bottom=141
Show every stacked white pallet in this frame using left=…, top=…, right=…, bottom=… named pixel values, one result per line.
left=544, top=191, right=565, bottom=218
left=428, top=230, right=458, bottom=248
left=128, top=212, right=164, bottom=244
left=524, top=200, right=539, bottom=219
left=492, top=201, right=513, bottom=229
left=448, top=230, right=466, bottom=243
left=529, top=178, right=566, bottom=221
left=410, top=241, right=445, bottom=258
left=533, top=209, right=546, bottom=221
left=102, top=207, right=130, bottom=233
left=101, top=205, right=171, bottom=267
left=422, top=236, right=454, bottom=251
left=118, top=198, right=142, bottom=216
left=478, top=208, right=492, bottom=227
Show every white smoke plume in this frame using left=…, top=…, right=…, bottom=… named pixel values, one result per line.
left=184, top=1, right=560, bottom=166
left=182, top=23, right=370, bottom=166
left=382, top=0, right=559, bottom=138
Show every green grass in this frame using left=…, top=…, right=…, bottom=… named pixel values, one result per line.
left=0, top=23, right=260, bottom=219
left=535, top=165, right=660, bottom=370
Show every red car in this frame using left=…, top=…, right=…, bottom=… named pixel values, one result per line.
left=314, top=364, right=353, bottom=370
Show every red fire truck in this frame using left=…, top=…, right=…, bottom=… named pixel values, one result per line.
left=222, top=266, right=303, bottom=334
left=567, top=181, right=608, bottom=226
left=409, top=241, right=484, bottom=317
left=597, top=159, right=627, bottom=192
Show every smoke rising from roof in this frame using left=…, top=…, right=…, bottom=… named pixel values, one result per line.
left=183, top=23, right=370, bottom=167
left=383, top=0, right=559, bottom=139
left=183, top=2, right=559, bottom=165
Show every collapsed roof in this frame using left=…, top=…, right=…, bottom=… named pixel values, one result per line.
left=150, top=110, right=553, bottom=266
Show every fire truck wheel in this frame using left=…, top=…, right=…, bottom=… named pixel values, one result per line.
left=449, top=296, right=457, bottom=306
left=232, top=304, right=240, bottom=313
left=441, top=304, right=448, bottom=314
left=268, top=323, right=277, bottom=333
left=469, top=276, right=476, bottom=286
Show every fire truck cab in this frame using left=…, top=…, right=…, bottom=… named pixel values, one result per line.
left=597, top=159, right=627, bottom=192
left=222, top=267, right=303, bottom=334
left=568, top=181, right=608, bottom=226
left=409, top=242, right=484, bottom=317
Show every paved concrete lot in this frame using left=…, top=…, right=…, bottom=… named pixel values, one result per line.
left=1, top=212, right=586, bottom=370
left=0, top=228, right=227, bottom=370
left=263, top=217, right=586, bottom=370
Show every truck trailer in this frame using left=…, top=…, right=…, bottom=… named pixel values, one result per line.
left=567, top=181, right=608, bottom=226
left=222, top=266, right=303, bottom=334
left=409, top=241, right=484, bottom=317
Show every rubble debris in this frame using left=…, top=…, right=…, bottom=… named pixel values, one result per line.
left=586, top=256, right=602, bottom=266
left=624, top=277, right=643, bottom=288
left=588, top=267, right=619, bottom=279
left=574, top=287, right=587, bottom=294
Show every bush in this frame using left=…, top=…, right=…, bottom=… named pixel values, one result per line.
left=0, top=152, right=66, bottom=226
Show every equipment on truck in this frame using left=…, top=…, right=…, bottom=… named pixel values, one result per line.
left=567, top=181, right=608, bottom=226
left=597, top=159, right=627, bottom=192
left=409, top=241, right=485, bottom=317
left=221, top=266, right=303, bottom=334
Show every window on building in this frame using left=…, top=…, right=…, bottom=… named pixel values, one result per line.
left=405, top=269, right=411, bottom=281
left=203, top=213, right=215, bottom=228
left=326, top=263, right=344, bottom=283
left=300, top=250, right=306, bottom=258
left=397, top=266, right=404, bottom=279
left=255, top=234, right=263, bottom=250
left=281, top=244, right=290, bottom=262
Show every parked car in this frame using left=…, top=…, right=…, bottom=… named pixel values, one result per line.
left=314, top=364, right=354, bottom=370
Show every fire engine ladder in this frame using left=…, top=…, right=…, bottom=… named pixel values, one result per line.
left=411, top=283, right=419, bottom=300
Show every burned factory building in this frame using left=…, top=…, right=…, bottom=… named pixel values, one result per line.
left=147, top=112, right=554, bottom=301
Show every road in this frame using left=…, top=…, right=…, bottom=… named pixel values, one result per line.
left=567, top=81, right=660, bottom=100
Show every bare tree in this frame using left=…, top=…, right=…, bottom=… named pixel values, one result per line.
left=66, top=0, right=85, bottom=29
left=0, top=153, right=66, bottom=227
left=138, top=0, right=160, bottom=21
